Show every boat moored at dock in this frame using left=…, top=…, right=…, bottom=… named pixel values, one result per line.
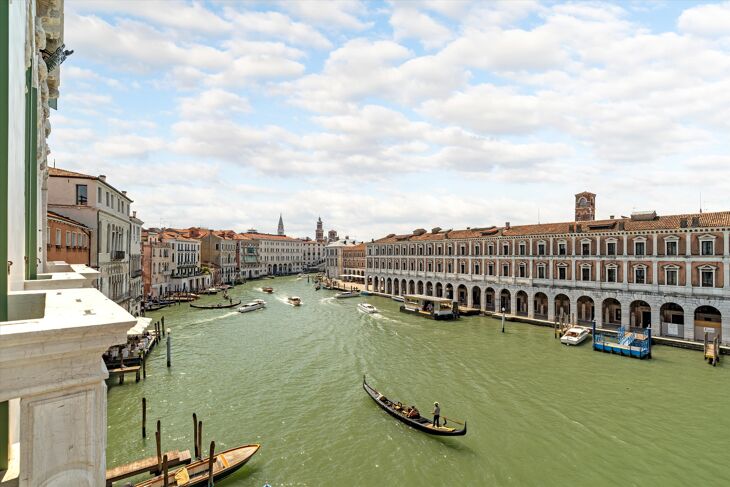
left=391, top=295, right=405, bottom=303
left=400, top=295, right=457, bottom=320
left=238, top=300, right=266, bottom=313
left=593, top=322, right=651, bottom=359
left=560, top=327, right=590, bottom=345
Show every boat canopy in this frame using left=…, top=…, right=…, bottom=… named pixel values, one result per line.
left=403, top=294, right=452, bottom=304
left=127, top=317, right=152, bottom=336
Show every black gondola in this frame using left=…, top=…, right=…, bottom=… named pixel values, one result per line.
left=189, top=301, right=241, bottom=310
left=362, top=376, right=466, bottom=436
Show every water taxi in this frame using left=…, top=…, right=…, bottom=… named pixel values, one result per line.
left=262, top=287, right=274, bottom=293
left=358, top=303, right=378, bottom=314
left=288, top=296, right=302, bottom=306
left=238, top=299, right=266, bottom=313
left=335, top=290, right=360, bottom=299
left=391, top=295, right=405, bottom=303
left=560, top=327, right=590, bottom=345
left=400, top=294, right=457, bottom=320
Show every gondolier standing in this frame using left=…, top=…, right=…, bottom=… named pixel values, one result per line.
left=432, top=402, right=441, bottom=427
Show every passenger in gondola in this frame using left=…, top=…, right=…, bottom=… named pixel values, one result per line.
left=432, top=402, right=441, bottom=427
left=407, top=406, right=420, bottom=419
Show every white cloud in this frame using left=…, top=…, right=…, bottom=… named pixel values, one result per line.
left=390, top=6, right=452, bottom=49
left=178, top=89, right=251, bottom=119
left=93, top=135, right=166, bottom=159
left=678, top=2, right=730, bottom=37
left=278, top=0, right=372, bottom=30
left=227, top=10, right=332, bottom=49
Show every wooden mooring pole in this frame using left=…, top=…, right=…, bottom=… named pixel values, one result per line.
left=142, top=397, right=147, bottom=438
left=193, top=413, right=199, bottom=459
left=198, top=421, right=203, bottom=460
left=166, top=330, right=172, bottom=368
left=162, top=454, right=169, bottom=487
left=207, top=441, right=215, bottom=487
left=156, top=420, right=162, bottom=473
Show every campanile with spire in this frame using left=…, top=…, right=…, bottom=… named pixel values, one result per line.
left=277, top=214, right=285, bottom=236
left=316, top=216, right=324, bottom=242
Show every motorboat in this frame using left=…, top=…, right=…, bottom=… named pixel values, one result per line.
left=288, top=296, right=302, bottom=306
left=262, top=287, right=274, bottom=293
left=335, top=290, right=360, bottom=299
left=561, top=327, right=591, bottom=345
left=391, top=295, right=405, bottom=303
left=238, top=299, right=266, bottom=313
left=358, top=303, right=378, bottom=314
left=360, top=290, right=372, bottom=296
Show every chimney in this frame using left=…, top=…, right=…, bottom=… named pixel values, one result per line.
left=98, top=175, right=106, bottom=181
left=680, top=219, right=687, bottom=228
left=610, top=215, right=614, bottom=219
left=122, top=191, right=127, bottom=195
left=133, top=211, right=137, bottom=218
left=505, top=222, right=510, bottom=229
left=691, top=216, right=700, bottom=227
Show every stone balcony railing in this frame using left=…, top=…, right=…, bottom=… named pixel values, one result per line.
left=0, top=261, right=134, bottom=485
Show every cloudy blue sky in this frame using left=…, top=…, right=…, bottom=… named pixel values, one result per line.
left=51, top=1, right=730, bottom=241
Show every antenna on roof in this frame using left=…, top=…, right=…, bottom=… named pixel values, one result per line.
left=699, top=192, right=703, bottom=213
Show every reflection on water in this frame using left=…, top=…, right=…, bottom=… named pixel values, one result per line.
left=107, top=277, right=729, bottom=486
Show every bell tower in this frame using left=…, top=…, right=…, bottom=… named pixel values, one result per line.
left=575, top=192, right=596, bottom=221
left=277, top=214, right=285, bottom=236
left=316, top=217, right=324, bottom=242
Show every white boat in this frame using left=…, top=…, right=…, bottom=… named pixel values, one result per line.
left=358, top=303, right=378, bottom=314
left=335, top=291, right=360, bottom=299
left=391, top=295, right=405, bottom=303
left=560, top=327, right=591, bottom=345
left=238, top=299, right=266, bottom=313
left=288, top=296, right=302, bottom=306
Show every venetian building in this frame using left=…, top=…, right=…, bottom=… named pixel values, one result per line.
left=1, top=1, right=134, bottom=484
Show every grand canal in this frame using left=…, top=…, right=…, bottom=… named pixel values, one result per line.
left=107, top=277, right=729, bottom=486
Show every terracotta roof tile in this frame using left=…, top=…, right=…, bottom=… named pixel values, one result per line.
left=48, top=167, right=96, bottom=179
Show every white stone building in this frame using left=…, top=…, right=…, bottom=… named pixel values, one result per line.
left=1, top=2, right=133, bottom=484
left=242, top=231, right=304, bottom=275
left=161, top=231, right=210, bottom=292
left=366, top=194, right=730, bottom=345
left=48, top=168, right=135, bottom=313
left=302, top=239, right=325, bottom=270
left=129, top=211, right=143, bottom=315
left=325, top=239, right=358, bottom=279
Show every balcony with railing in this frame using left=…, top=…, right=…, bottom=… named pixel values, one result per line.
left=112, top=250, right=126, bottom=261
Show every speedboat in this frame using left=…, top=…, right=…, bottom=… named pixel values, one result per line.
left=335, top=290, right=360, bottom=299
left=391, top=295, right=405, bottom=303
left=358, top=303, right=378, bottom=314
left=238, top=299, right=266, bottom=313
left=288, top=296, right=302, bottom=306
left=560, top=327, right=590, bottom=345
left=262, top=287, right=274, bottom=293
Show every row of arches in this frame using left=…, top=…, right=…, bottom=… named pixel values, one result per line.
left=368, top=276, right=723, bottom=340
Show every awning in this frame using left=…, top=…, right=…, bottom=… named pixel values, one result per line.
left=127, top=317, right=153, bottom=336
left=339, top=274, right=365, bottom=278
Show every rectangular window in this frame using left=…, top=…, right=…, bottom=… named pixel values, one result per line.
left=487, top=263, right=494, bottom=276
left=701, top=240, right=714, bottom=255
left=666, top=269, right=678, bottom=286
left=635, top=268, right=646, bottom=284
left=607, top=242, right=616, bottom=256
left=502, top=264, right=509, bottom=276
left=488, top=245, right=494, bottom=256
left=582, top=242, right=590, bottom=255
left=558, top=243, right=566, bottom=255
left=519, top=265, right=526, bottom=278
left=66, top=231, right=71, bottom=247
left=537, top=243, right=545, bottom=256
left=447, top=263, right=452, bottom=273
left=98, top=187, right=102, bottom=202
left=71, top=233, right=76, bottom=247
left=106, top=192, right=110, bottom=206
left=607, top=267, right=616, bottom=282
left=558, top=267, right=566, bottom=280
left=537, top=266, right=545, bottom=279
left=635, top=241, right=645, bottom=256
left=666, top=241, right=677, bottom=256
left=502, top=244, right=509, bottom=255
left=55, top=228, right=62, bottom=246
left=701, top=270, right=714, bottom=287
left=581, top=267, right=590, bottom=281
left=519, top=244, right=526, bottom=256
left=75, top=184, right=88, bottom=205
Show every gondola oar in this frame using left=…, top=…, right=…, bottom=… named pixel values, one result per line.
left=442, top=416, right=465, bottom=426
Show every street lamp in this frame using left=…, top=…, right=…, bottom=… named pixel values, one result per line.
left=501, top=306, right=506, bottom=333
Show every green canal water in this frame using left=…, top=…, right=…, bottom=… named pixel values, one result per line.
left=107, top=277, right=729, bottom=486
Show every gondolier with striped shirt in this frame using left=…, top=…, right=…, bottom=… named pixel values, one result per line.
left=432, top=402, right=441, bottom=427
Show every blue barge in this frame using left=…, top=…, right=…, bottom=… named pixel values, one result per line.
left=592, top=322, right=652, bottom=359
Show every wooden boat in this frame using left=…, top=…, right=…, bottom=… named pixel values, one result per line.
left=288, top=296, right=302, bottom=306
left=362, top=376, right=466, bottom=436
left=135, top=444, right=260, bottom=487
left=199, top=288, right=218, bottom=295
left=262, top=287, right=274, bottom=293
left=190, top=300, right=241, bottom=310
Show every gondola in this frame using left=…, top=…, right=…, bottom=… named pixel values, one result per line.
left=362, top=376, right=466, bottom=436
left=134, top=444, right=260, bottom=487
left=189, top=300, right=241, bottom=310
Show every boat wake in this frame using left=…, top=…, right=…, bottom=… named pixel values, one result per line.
left=319, top=297, right=337, bottom=305
left=190, top=311, right=238, bottom=325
